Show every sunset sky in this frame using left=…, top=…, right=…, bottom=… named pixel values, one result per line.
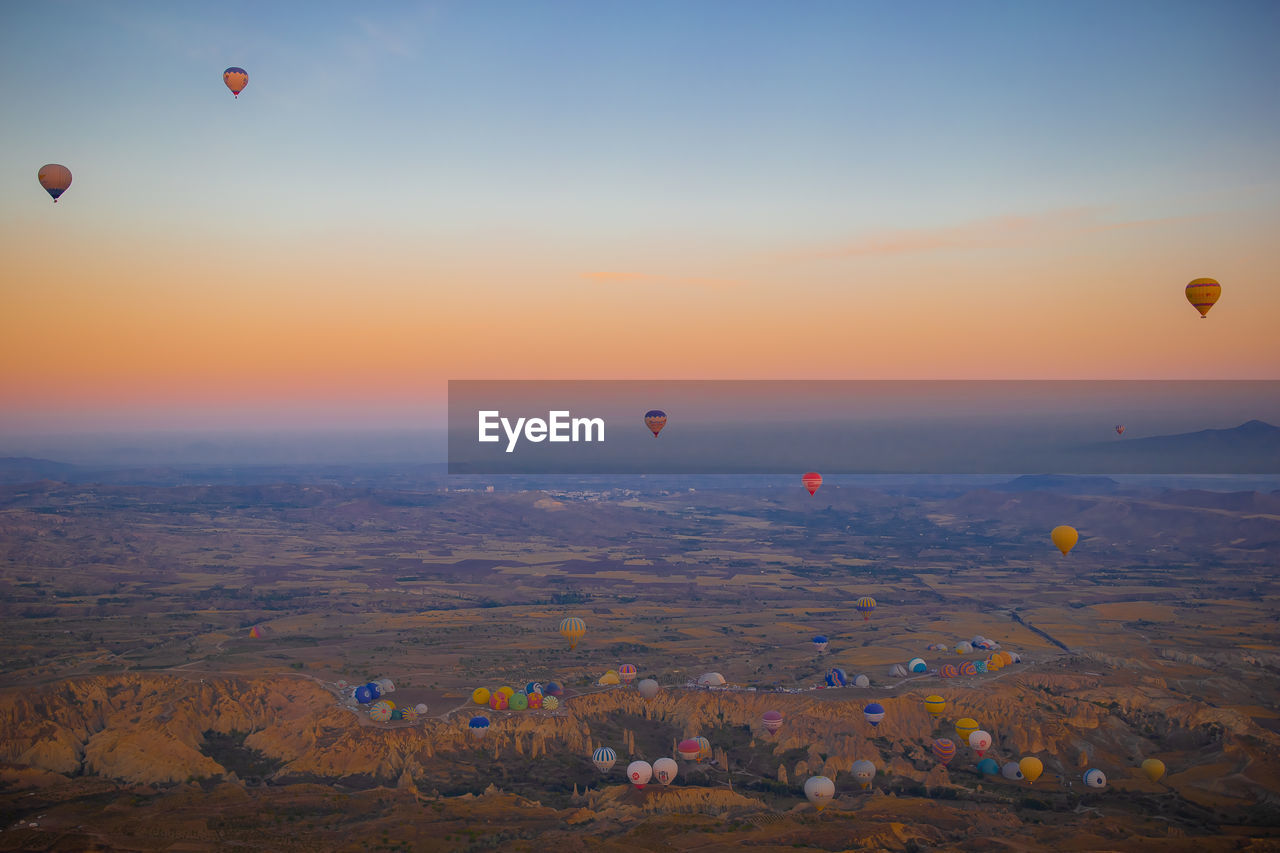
left=3, top=1, right=1279, bottom=435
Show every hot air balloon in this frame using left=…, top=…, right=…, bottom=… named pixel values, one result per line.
left=998, top=651, right=1015, bottom=666
left=1083, top=768, right=1107, bottom=788
left=824, top=668, right=846, bottom=687
left=1186, top=277, right=1221, bottom=318
left=931, top=738, right=956, bottom=765
left=697, top=672, right=726, bottom=687
left=509, top=692, right=528, bottom=711
left=959, top=661, right=977, bottom=676
left=1009, top=652, right=1022, bottom=664
left=1141, top=758, right=1166, bottom=782
left=598, top=670, right=621, bottom=686
left=889, top=663, right=908, bottom=678
left=804, top=776, right=835, bottom=812
left=414, top=703, right=428, bottom=715
left=954, top=641, right=973, bottom=655
left=1001, top=761, right=1023, bottom=781
left=638, top=678, right=660, bottom=699
left=969, top=730, right=992, bottom=757
left=618, top=664, right=637, bottom=684
left=653, top=757, right=678, bottom=785
left=468, top=716, right=490, bottom=739
left=1019, top=757, right=1043, bottom=784
left=678, top=739, right=701, bottom=761
left=471, top=687, right=491, bottom=706
left=1051, top=525, right=1078, bottom=555
left=544, top=682, right=564, bottom=697
left=955, top=718, right=979, bottom=742
left=488, top=692, right=508, bottom=711
left=542, top=695, right=560, bottom=711
left=855, top=597, right=876, bottom=621
left=1115, top=425, right=1125, bottom=436
left=644, top=410, right=667, bottom=437
left=973, top=659, right=988, bottom=674
left=559, top=617, right=586, bottom=649
left=223, top=67, right=248, bottom=97
left=376, top=678, right=396, bottom=694
left=987, top=656, right=1004, bottom=671
left=853, top=674, right=870, bottom=688
left=812, top=635, right=829, bottom=653
left=525, top=682, right=543, bottom=696
left=977, top=757, right=1000, bottom=775
left=248, top=624, right=272, bottom=639
left=851, top=759, right=876, bottom=790
left=354, top=684, right=375, bottom=704
left=762, top=710, right=783, bottom=734
left=593, top=746, right=617, bottom=773
left=924, top=695, right=945, bottom=718
left=695, top=737, right=712, bottom=761
left=627, top=760, right=652, bottom=789
left=497, top=686, right=515, bottom=699
left=37, top=164, right=72, bottom=202
left=368, top=700, right=394, bottom=723
left=527, top=692, right=544, bottom=709
left=802, top=472, right=822, bottom=495
left=940, top=664, right=958, bottom=679
left=908, top=657, right=927, bottom=673
left=863, top=703, right=885, bottom=727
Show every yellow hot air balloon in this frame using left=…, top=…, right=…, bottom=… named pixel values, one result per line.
left=497, top=686, right=515, bottom=699
left=559, top=616, right=586, bottom=649
left=1185, top=277, right=1220, bottom=318
left=1051, top=525, right=1078, bottom=556
left=471, top=687, right=491, bottom=706
left=1141, top=758, right=1166, bottom=782
left=598, top=670, right=621, bottom=686
left=924, top=695, right=946, bottom=719
left=955, top=717, right=979, bottom=741
left=1019, top=756, right=1044, bottom=784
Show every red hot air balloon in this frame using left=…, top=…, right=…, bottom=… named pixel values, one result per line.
left=802, top=472, right=823, bottom=495
left=1115, top=425, right=1125, bottom=436
left=762, top=710, right=783, bottom=734
left=644, top=410, right=667, bottom=437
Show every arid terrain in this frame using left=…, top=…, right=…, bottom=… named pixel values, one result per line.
left=1, top=470, right=1279, bottom=850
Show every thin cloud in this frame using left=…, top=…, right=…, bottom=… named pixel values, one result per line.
left=581, top=272, right=743, bottom=290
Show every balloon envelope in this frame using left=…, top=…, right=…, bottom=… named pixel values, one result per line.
left=1185, top=277, right=1221, bottom=317
left=803, top=775, right=835, bottom=811
left=1001, top=761, right=1024, bottom=781
left=542, top=695, right=560, bottom=711
left=468, top=716, right=489, bottom=738
left=863, top=703, right=885, bottom=726
left=825, top=668, right=847, bottom=687
left=802, top=472, right=823, bottom=495
left=637, top=678, right=660, bottom=699
left=678, top=739, right=701, bottom=761
left=653, top=757, right=678, bottom=785
left=1115, top=425, right=1126, bottom=436
left=955, top=718, right=979, bottom=741
left=592, top=746, right=617, bottom=773
left=762, top=710, right=783, bottom=733
left=969, top=730, right=992, bottom=756
left=908, top=657, right=927, bottom=673
left=924, top=695, right=945, bottom=717
left=812, top=635, right=829, bottom=652
left=1051, top=525, right=1079, bottom=555
left=626, top=760, right=652, bottom=789
left=644, top=410, right=668, bottom=437
left=618, top=664, right=637, bottom=684
left=931, top=738, right=956, bottom=765
left=853, top=674, right=870, bottom=688
left=471, top=687, right=491, bottom=706
left=544, top=681, right=564, bottom=696
left=524, top=682, right=543, bottom=696
left=527, top=692, right=543, bottom=709
left=855, top=597, right=876, bottom=620
left=488, top=692, right=509, bottom=710
left=1083, top=768, right=1107, bottom=788
left=851, top=759, right=876, bottom=789
left=508, top=692, right=528, bottom=711
left=1019, top=757, right=1044, bottom=783
left=977, top=758, right=1000, bottom=775
left=1141, top=758, right=1166, bottom=782
left=38, top=164, right=72, bottom=201
left=223, top=67, right=248, bottom=97
left=559, top=617, right=586, bottom=649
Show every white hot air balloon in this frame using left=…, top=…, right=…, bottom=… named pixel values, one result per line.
left=1083, top=768, right=1107, bottom=789
left=637, top=678, right=660, bottom=699
left=804, top=776, right=835, bottom=812
left=969, top=730, right=992, bottom=757
left=653, top=757, right=678, bottom=785
left=1001, top=761, right=1024, bottom=781
left=850, top=760, right=876, bottom=790
left=627, top=760, right=653, bottom=790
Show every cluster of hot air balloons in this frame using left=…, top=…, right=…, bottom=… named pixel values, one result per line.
left=349, top=677, right=426, bottom=723
left=472, top=682, right=562, bottom=713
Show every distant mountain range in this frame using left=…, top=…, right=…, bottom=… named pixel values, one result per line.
left=1078, top=420, right=1280, bottom=473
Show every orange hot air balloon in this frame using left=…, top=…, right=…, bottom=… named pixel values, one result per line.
left=223, top=67, right=249, bottom=98
left=1115, top=425, right=1125, bottom=436
left=644, top=410, right=667, bottom=437
left=802, top=472, right=823, bottom=495
left=38, top=164, right=72, bottom=202
left=1185, top=277, right=1220, bottom=318
left=1051, top=525, right=1078, bottom=556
